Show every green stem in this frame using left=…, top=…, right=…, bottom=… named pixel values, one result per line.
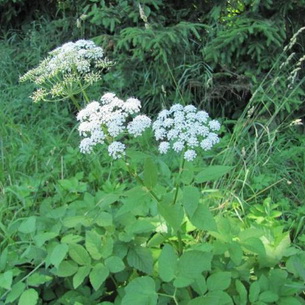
left=79, top=81, right=90, bottom=103
left=69, top=94, right=81, bottom=110
left=172, top=157, right=186, bottom=206
left=125, top=162, right=161, bottom=202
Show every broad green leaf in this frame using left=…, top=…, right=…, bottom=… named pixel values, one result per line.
left=56, top=260, right=78, bottom=277
left=235, top=280, right=247, bottom=305
left=158, top=244, right=178, bottom=282
left=259, top=291, right=279, bottom=303
left=89, top=263, right=109, bottom=291
left=73, top=265, right=91, bottom=289
left=50, top=243, right=68, bottom=268
left=6, top=282, right=25, bottom=303
left=0, top=271, right=12, bottom=290
left=207, top=272, right=231, bottom=291
left=18, top=216, right=36, bottom=234
left=63, top=216, right=92, bottom=228
left=195, top=166, right=232, bottom=183
left=69, top=244, right=91, bottom=266
left=95, top=212, right=113, bottom=227
left=180, top=163, right=194, bottom=184
left=105, top=256, right=125, bottom=273
left=174, top=251, right=212, bottom=288
left=188, top=291, right=233, bottom=305
left=279, top=297, right=303, bottom=305
left=191, top=275, right=207, bottom=295
left=122, top=276, right=157, bottom=305
left=27, top=273, right=52, bottom=287
left=228, top=242, right=243, bottom=265
left=143, top=157, right=158, bottom=189
left=157, top=201, right=183, bottom=233
left=61, top=234, right=83, bottom=244
left=18, top=289, right=38, bottom=305
left=182, top=186, right=200, bottom=218
left=101, top=235, right=114, bottom=259
left=33, top=232, right=58, bottom=247
left=85, top=230, right=103, bottom=260
left=125, top=219, right=155, bottom=235
left=241, top=237, right=266, bottom=256
left=189, top=202, right=217, bottom=232
left=249, top=281, right=260, bottom=303
left=0, top=247, right=8, bottom=271
left=127, top=246, right=153, bottom=275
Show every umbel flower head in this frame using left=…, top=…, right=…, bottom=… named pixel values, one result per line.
left=153, top=104, right=221, bottom=161
left=20, top=39, right=113, bottom=103
left=77, top=93, right=151, bottom=159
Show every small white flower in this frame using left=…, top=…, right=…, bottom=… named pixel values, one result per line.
left=155, top=128, right=167, bottom=140
left=80, top=138, right=94, bottom=154
left=169, top=104, right=184, bottom=113
left=153, top=104, right=221, bottom=161
left=127, top=115, right=151, bottom=137
left=101, top=92, right=116, bottom=104
left=200, top=139, right=213, bottom=151
left=207, top=132, right=220, bottom=144
left=187, top=137, right=199, bottom=148
left=209, top=119, right=221, bottom=131
left=158, top=109, right=170, bottom=119
left=184, top=150, right=197, bottom=161
left=173, top=141, right=184, bottom=152
left=184, top=105, right=196, bottom=112
left=159, top=142, right=170, bottom=154
left=108, top=141, right=126, bottom=159
left=196, top=111, right=209, bottom=123
left=124, top=97, right=141, bottom=114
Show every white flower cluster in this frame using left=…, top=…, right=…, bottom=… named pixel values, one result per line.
left=77, top=93, right=151, bottom=158
left=20, top=40, right=113, bottom=103
left=152, top=104, right=220, bottom=161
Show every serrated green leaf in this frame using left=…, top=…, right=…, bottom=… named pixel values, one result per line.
left=127, top=246, right=153, bottom=275
left=5, top=282, right=25, bottom=303
left=189, top=202, right=217, bottom=232
left=18, top=217, right=36, bottom=234
left=207, top=272, right=231, bottom=291
left=69, top=244, right=91, bottom=266
left=125, top=219, right=155, bottom=235
left=18, top=289, right=38, bottom=305
left=50, top=243, right=68, bottom=268
left=122, top=276, right=157, bottom=305
left=105, top=256, right=125, bottom=273
left=188, top=290, right=233, bottom=305
left=228, top=242, right=243, bottom=265
left=85, top=230, right=103, bottom=260
left=56, top=260, right=78, bottom=277
left=174, top=251, right=212, bottom=288
left=157, top=201, right=183, bottom=233
left=158, top=244, right=178, bottom=282
left=143, top=157, right=158, bottom=189
left=73, top=265, right=91, bottom=289
left=89, top=263, right=109, bottom=291
left=0, top=271, right=12, bottom=290
left=95, top=212, right=113, bottom=227
left=182, top=186, right=200, bottom=218
left=195, top=166, right=232, bottom=183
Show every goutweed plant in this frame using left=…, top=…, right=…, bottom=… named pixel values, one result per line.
left=2, top=39, right=305, bottom=305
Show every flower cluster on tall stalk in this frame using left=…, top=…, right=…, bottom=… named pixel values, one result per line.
left=20, top=39, right=113, bottom=108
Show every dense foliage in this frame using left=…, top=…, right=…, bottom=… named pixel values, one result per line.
left=1, top=0, right=305, bottom=304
